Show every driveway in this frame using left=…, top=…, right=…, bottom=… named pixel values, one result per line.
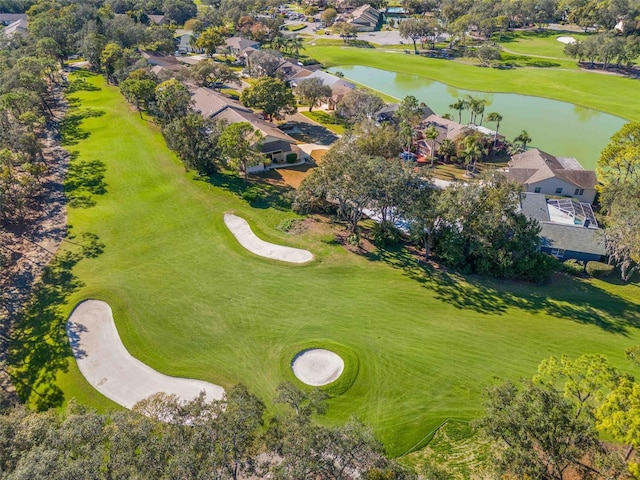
left=280, top=112, right=339, bottom=146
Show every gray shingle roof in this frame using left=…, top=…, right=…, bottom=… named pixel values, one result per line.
left=539, top=223, right=605, bottom=255
left=519, top=192, right=550, bottom=223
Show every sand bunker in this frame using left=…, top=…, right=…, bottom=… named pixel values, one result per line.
left=224, top=213, right=313, bottom=263
left=292, top=349, right=344, bottom=386
left=557, top=36, right=576, bottom=44
left=67, top=300, right=225, bottom=409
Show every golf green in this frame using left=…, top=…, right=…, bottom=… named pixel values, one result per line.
left=32, top=72, right=640, bottom=457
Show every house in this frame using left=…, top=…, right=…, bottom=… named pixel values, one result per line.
left=147, top=14, right=168, bottom=25
left=277, top=60, right=313, bottom=82
left=191, top=87, right=306, bottom=168
left=225, top=37, right=260, bottom=56
left=503, top=149, right=598, bottom=204
left=520, top=192, right=605, bottom=262
left=175, top=33, right=202, bottom=54
left=347, top=4, right=381, bottom=31
left=291, top=70, right=355, bottom=110
left=376, top=104, right=435, bottom=125
left=2, top=18, right=28, bottom=37
left=415, top=114, right=502, bottom=156
left=0, top=13, right=27, bottom=25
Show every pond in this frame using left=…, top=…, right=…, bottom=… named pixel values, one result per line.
left=328, top=65, right=627, bottom=169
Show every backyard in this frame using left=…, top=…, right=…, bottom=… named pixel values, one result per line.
left=11, top=71, right=640, bottom=458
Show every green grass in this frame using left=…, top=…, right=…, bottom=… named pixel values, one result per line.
left=286, top=23, right=307, bottom=32
left=14, top=72, right=640, bottom=458
left=303, top=44, right=640, bottom=122
left=496, top=30, right=593, bottom=59
left=300, top=110, right=347, bottom=134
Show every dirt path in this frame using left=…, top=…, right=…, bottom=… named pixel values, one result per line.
left=0, top=76, right=70, bottom=401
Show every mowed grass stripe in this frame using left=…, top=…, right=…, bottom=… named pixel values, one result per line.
left=304, top=45, right=640, bottom=122
left=51, top=72, right=640, bottom=456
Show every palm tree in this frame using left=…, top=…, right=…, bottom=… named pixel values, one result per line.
left=462, top=135, right=485, bottom=175
left=485, top=112, right=503, bottom=150
left=438, top=139, right=456, bottom=163
left=287, top=36, right=305, bottom=58
left=465, top=95, right=486, bottom=125
left=271, top=35, right=285, bottom=51
left=449, top=98, right=465, bottom=124
left=400, top=120, right=414, bottom=153
left=514, top=130, right=532, bottom=150
left=423, top=124, right=439, bottom=167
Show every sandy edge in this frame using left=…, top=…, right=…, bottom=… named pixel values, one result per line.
left=557, top=36, right=576, bottom=44
left=291, top=349, right=345, bottom=386
left=67, top=300, right=225, bottom=409
left=224, top=213, right=314, bottom=263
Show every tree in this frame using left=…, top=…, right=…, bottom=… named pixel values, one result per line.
left=424, top=124, right=439, bottom=166
left=240, top=77, right=296, bottom=121
left=398, top=17, right=432, bottom=54
left=485, top=111, right=502, bottom=150
left=434, top=174, right=558, bottom=281
left=100, top=42, right=126, bottom=83
left=295, top=77, right=332, bottom=111
left=218, top=122, right=264, bottom=181
left=461, top=135, right=485, bottom=175
left=296, top=140, right=379, bottom=233
left=274, top=382, right=327, bottom=417
left=405, top=178, right=439, bottom=260
left=285, top=37, right=305, bottom=58
left=396, top=95, right=423, bottom=127
left=438, top=138, right=456, bottom=163
left=162, top=113, right=224, bottom=174
left=596, top=122, right=640, bottom=190
left=477, top=380, right=613, bottom=480
left=162, top=0, right=197, bottom=25
left=601, top=180, right=640, bottom=281
left=333, top=22, right=358, bottom=43
left=195, top=26, right=225, bottom=56
left=534, top=353, right=621, bottom=419
left=191, top=59, right=240, bottom=88
left=154, top=79, right=192, bottom=124
left=321, top=8, right=338, bottom=25
left=449, top=98, right=466, bottom=124
left=245, top=50, right=281, bottom=77
left=336, top=89, right=385, bottom=123
left=474, top=43, right=501, bottom=67
left=514, top=130, right=532, bottom=150
left=120, top=70, right=157, bottom=117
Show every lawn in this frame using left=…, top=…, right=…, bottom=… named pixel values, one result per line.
left=496, top=30, right=593, bottom=59
left=303, top=44, right=640, bottom=122
left=300, top=110, right=347, bottom=134
left=13, top=71, right=640, bottom=458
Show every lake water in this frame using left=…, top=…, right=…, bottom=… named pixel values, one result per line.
left=328, top=65, right=627, bottom=169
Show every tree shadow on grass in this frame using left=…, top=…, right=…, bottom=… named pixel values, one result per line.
left=65, top=157, right=107, bottom=208
left=65, top=77, right=101, bottom=94
left=366, top=245, right=640, bottom=335
left=59, top=108, right=105, bottom=146
left=8, top=232, right=105, bottom=411
left=204, top=173, right=293, bottom=210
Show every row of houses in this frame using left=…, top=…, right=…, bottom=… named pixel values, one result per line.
left=190, top=87, right=306, bottom=169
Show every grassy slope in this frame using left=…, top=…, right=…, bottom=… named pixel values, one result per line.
left=45, top=73, right=640, bottom=457
left=304, top=45, right=640, bottom=122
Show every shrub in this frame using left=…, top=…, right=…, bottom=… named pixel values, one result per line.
left=286, top=153, right=297, bottom=163
left=372, top=221, right=401, bottom=246
left=586, top=261, right=615, bottom=278
left=241, top=189, right=259, bottom=204
left=562, top=259, right=584, bottom=276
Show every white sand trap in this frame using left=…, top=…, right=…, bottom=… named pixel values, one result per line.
left=292, top=349, right=344, bottom=386
left=67, top=300, right=225, bottom=409
left=557, top=36, right=576, bottom=44
left=224, top=213, right=313, bottom=263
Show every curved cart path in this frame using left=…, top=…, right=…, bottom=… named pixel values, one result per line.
left=224, top=213, right=314, bottom=263
left=67, top=300, right=225, bottom=409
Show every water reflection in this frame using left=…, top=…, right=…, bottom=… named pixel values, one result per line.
left=328, top=65, right=625, bottom=169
